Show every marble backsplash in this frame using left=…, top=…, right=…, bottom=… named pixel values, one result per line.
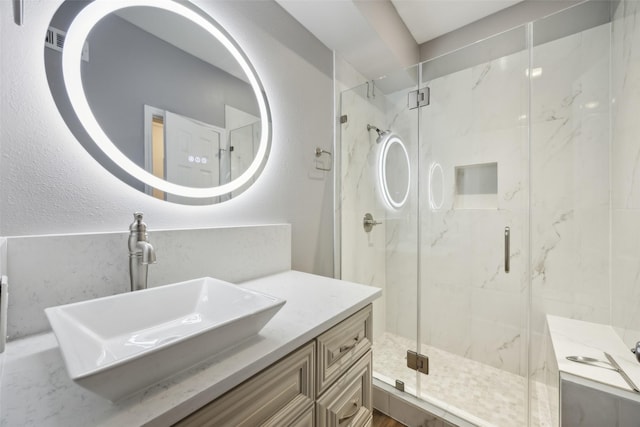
left=4, top=224, right=291, bottom=340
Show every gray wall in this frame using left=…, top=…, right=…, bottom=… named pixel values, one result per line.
left=419, top=0, right=585, bottom=62
left=84, top=14, right=257, bottom=164
left=0, top=0, right=335, bottom=277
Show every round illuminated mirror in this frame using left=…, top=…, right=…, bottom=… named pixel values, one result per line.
left=378, top=133, right=410, bottom=209
left=45, top=0, right=271, bottom=204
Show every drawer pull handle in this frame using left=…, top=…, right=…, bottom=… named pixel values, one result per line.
left=339, top=336, right=360, bottom=353
left=338, top=401, right=359, bottom=423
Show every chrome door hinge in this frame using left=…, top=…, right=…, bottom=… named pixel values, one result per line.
left=408, top=87, right=430, bottom=110
left=407, top=350, right=429, bottom=374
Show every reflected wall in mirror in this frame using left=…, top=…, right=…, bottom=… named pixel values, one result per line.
left=45, top=0, right=271, bottom=204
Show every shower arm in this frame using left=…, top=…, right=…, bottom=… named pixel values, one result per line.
left=367, top=124, right=391, bottom=144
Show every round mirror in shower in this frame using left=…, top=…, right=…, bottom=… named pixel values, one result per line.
left=378, top=133, right=410, bottom=209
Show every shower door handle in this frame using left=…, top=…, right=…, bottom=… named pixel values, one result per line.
left=504, top=226, right=510, bottom=273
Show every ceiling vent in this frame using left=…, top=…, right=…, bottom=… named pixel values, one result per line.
left=45, top=27, right=89, bottom=62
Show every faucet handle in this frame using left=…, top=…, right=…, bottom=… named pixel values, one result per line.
left=130, top=212, right=147, bottom=233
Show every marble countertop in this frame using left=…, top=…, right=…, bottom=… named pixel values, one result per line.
left=0, top=270, right=381, bottom=426
left=547, top=315, right=640, bottom=402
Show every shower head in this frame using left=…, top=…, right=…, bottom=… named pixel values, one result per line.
left=367, top=124, right=391, bottom=144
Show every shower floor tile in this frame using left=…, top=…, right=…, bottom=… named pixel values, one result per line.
left=373, top=332, right=552, bottom=427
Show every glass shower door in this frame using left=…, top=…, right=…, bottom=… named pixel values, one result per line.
left=417, top=25, right=531, bottom=425
left=339, top=66, right=421, bottom=397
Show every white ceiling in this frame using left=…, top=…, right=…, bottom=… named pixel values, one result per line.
left=277, top=0, right=525, bottom=80
left=391, top=0, right=523, bottom=44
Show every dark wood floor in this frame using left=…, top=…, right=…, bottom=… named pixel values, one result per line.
left=372, top=410, right=406, bottom=427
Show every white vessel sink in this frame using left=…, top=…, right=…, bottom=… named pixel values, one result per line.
left=45, top=277, right=285, bottom=401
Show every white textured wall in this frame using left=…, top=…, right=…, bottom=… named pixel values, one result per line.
left=0, top=0, right=334, bottom=276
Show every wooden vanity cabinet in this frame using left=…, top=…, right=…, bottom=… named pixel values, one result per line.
left=316, top=305, right=373, bottom=427
left=175, top=342, right=315, bottom=427
left=174, top=305, right=373, bottom=427
left=316, top=351, right=372, bottom=427
left=316, top=305, right=372, bottom=396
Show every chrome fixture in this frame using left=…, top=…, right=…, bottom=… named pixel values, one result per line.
left=566, top=354, right=640, bottom=392
left=566, top=355, right=617, bottom=371
left=367, top=124, right=391, bottom=144
left=407, top=349, right=429, bottom=374
left=363, top=213, right=382, bottom=233
left=605, top=352, right=640, bottom=392
left=13, top=0, right=23, bottom=26
left=128, top=212, right=156, bottom=292
left=632, top=341, right=640, bottom=363
left=408, top=87, right=430, bottom=109
left=314, top=147, right=332, bottom=171
left=504, top=226, right=511, bottom=273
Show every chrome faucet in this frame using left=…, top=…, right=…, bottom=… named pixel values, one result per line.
left=128, top=212, right=156, bottom=292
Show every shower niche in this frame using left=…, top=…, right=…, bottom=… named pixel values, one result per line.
left=454, top=162, right=498, bottom=209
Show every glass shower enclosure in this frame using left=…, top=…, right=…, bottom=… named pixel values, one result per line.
left=337, top=1, right=614, bottom=425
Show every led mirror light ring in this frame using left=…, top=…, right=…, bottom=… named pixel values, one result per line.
left=63, top=0, right=270, bottom=199
left=428, top=162, right=444, bottom=210
left=378, top=133, right=411, bottom=209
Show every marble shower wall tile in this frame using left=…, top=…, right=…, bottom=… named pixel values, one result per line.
left=612, top=0, right=640, bottom=210
left=530, top=23, right=611, bottom=343
left=340, top=84, right=388, bottom=339
left=383, top=86, right=419, bottom=339
left=417, top=48, right=529, bottom=375
left=529, top=18, right=611, bottom=397
left=612, top=0, right=640, bottom=347
left=6, top=224, right=291, bottom=339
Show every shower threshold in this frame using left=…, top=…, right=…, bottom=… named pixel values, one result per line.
left=372, top=332, right=553, bottom=427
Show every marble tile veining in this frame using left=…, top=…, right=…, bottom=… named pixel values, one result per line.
left=6, top=224, right=291, bottom=340
left=612, top=0, right=640, bottom=347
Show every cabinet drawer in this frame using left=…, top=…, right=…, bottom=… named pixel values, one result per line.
left=290, top=406, right=314, bottom=427
left=316, top=305, right=372, bottom=396
left=316, top=351, right=372, bottom=427
left=175, top=342, right=315, bottom=427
